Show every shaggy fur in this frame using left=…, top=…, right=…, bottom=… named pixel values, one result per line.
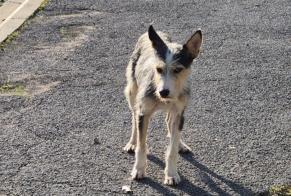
left=124, top=25, right=202, bottom=185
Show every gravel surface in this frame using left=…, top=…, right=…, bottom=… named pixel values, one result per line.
left=0, top=0, right=290, bottom=195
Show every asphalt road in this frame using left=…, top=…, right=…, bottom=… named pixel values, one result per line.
left=0, top=0, right=290, bottom=195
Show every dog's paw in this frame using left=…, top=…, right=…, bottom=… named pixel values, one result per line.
left=123, top=142, right=136, bottom=153
left=164, top=173, right=181, bottom=186
left=131, top=168, right=145, bottom=180
left=179, top=141, right=191, bottom=153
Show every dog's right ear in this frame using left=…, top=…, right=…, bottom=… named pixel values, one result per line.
left=184, top=30, right=203, bottom=59
left=148, top=25, right=168, bottom=60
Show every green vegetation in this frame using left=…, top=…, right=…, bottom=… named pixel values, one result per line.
left=0, top=83, right=28, bottom=96
left=269, top=185, right=291, bottom=196
left=38, top=0, right=49, bottom=11
left=258, top=185, right=291, bottom=196
left=0, top=31, right=19, bottom=48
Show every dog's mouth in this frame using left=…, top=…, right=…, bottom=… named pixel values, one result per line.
left=154, top=91, right=177, bottom=102
left=157, top=95, right=176, bottom=102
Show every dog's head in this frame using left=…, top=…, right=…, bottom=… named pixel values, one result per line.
left=148, top=25, right=202, bottom=101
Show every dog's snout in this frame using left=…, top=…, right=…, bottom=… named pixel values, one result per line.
left=159, top=89, right=170, bottom=98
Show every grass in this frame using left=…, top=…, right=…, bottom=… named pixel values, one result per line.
left=0, top=83, right=28, bottom=96
left=258, top=184, right=291, bottom=196
left=0, top=31, right=19, bottom=48
left=269, top=185, right=291, bottom=196
left=38, top=0, right=49, bottom=11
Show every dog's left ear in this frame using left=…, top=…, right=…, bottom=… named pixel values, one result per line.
left=184, top=30, right=203, bottom=59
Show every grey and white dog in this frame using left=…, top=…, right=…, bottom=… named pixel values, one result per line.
left=124, top=25, right=202, bottom=185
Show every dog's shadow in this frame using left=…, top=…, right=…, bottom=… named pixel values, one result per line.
left=138, top=153, right=253, bottom=196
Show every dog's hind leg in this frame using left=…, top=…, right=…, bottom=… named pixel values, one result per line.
left=124, top=40, right=141, bottom=153
left=177, top=112, right=192, bottom=153
left=131, top=112, right=150, bottom=179
left=124, top=83, right=138, bottom=153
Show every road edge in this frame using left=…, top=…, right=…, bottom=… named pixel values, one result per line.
left=0, top=0, right=47, bottom=43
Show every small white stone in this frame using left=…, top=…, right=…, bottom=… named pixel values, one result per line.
left=122, top=185, right=133, bottom=193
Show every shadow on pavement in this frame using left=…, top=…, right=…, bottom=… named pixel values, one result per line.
left=181, top=152, right=253, bottom=196
left=146, top=154, right=210, bottom=195
left=146, top=153, right=253, bottom=196
left=137, top=177, right=177, bottom=196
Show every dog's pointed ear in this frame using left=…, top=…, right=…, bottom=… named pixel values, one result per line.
left=184, top=30, right=202, bottom=59
left=148, top=25, right=167, bottom=60
left=148, top=25, right=163, bottom=47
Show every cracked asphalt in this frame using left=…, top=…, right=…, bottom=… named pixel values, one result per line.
left=0, top=0, right=290, bottom=195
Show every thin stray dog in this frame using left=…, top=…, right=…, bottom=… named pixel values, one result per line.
left=124, top=25, right=202, bottom=185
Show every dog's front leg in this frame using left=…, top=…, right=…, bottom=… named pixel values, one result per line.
left=164, top=112, right=181, bottom=185
left=131, top=113, right=149, bottom=180
left=166, top=112, right=191, bottom=153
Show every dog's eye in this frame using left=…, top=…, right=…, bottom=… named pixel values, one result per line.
left=156, top=68, right=163, bottom=74
left=174, top=67, right=183, bottom=74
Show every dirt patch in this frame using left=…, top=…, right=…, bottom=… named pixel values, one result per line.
left=47, top=11, right=105, bottom=20
left=31, top=81, right=60, bottom=96
left=37, top=24, right=94, bottom=55
left=0, top=73, right=60, bottom=97
left=59, top=25, right=94, bottom=43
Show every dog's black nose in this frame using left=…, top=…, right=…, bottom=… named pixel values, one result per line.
left=159, top=89, right=170, bottom=98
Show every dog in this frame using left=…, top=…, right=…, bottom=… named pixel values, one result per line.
left=124, top=25, right=202, bottom=185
